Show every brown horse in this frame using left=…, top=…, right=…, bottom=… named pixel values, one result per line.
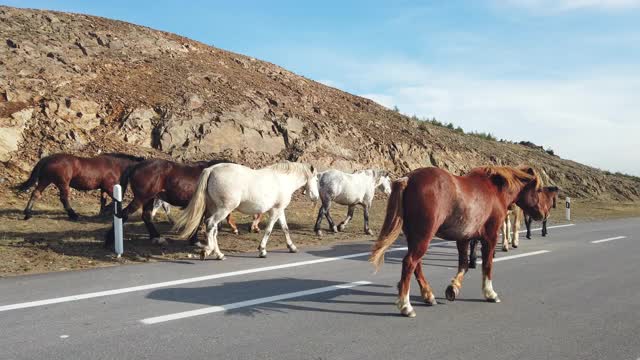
left=104, top=158, right=262, bottom=247
left=369, top=166, right=545, bottom=317
left=525, top=186, right=559, bottom=238
left=16, top=153, right=144, bottom=220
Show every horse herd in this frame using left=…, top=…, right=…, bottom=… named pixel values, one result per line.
left=16, top=152, right=559, bottom=317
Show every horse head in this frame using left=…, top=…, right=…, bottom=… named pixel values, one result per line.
left=375, top=170, right=392, bottom=195
left=514, top=167, right=546, bottom=221
left=305, top=165, right=320, bottom=201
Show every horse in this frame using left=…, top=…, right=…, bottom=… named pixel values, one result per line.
left=16, top=153, right=144, bottom=220
left=104, top=158, right=250, bottom=247
left=369, top=166, right=546, bottom=317
left=525, top=186, right=559, bottom=238
left=150, top=198, right=264, bottom=232
left=173, top=161, right=319, bottom=260
left=314, top=169, right=391, bottom=236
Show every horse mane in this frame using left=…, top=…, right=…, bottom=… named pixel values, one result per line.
left=355, top=169, right=388, bottom=181
left=266, top=161, right=314, bottom=178
left=102, top=153, right=145, bottom=162
left=470, top=166, right=542, bottom=192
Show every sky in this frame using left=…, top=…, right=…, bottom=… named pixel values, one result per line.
left=4, top=0, right=640, bottom=175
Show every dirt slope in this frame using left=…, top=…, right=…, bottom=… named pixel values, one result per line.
left=1, top=5, right=639, bottom=200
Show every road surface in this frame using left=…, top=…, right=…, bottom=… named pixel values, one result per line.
left=0, top=218, right=639, bottom=360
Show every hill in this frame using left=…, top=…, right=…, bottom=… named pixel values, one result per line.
left=1, top=5, right=638, bottom=200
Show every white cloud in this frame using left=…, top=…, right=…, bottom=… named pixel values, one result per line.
left=499, top=0, right=640, bottom=11
left=346, top=58, right=640, bottom=175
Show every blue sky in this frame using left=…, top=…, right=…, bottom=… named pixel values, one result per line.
left=5, top=0, right=640, bottom=175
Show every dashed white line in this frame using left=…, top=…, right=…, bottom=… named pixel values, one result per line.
left=518, top=223, right=575, bottom=233
left=590, top=236, right=627, bottom=244
left=474, top=250, right=551, bottom=264
left=140, top=280, right=372, bottom=325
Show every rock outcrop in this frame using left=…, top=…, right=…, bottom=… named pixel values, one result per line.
left=1, top=5, right=638, bottom=201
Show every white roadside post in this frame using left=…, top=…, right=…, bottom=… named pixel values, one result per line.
left=113, top=184, right=124, bottom=257
left=565, top=197, right=571, bottom=221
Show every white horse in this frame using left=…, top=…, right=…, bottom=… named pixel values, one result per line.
left=173, top=161, right=319, bottom=260
left=314, top=169, right=392, bottom=236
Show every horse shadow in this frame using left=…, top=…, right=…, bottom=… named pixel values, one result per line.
left=145, top=278, right=407, bottom=317
left=305, top=242, right=459, bottom=266
left=0, top=208, right=113, bottom=223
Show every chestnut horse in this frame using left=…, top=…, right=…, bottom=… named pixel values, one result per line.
left=16, top=153, right=144, bottom=220
left=525, top=186, right=559, bottom=238
left=104, top=158, right=262, bottom=247
left=369, top=166, right=545, bottom=317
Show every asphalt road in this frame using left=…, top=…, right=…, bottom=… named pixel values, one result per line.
left=1, top=218, right=639, bottom=360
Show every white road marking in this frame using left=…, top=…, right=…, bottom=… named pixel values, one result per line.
left=518, top=223, right=575, bottom=234
left=475, top=250, right=550, bottom=264
left=590, top=236, right=627, bottom=244
left=0, top=246, right=412, bottom=313
left=59, top=335, right=69, bottom=339
left=0, top=224, right=577, bottom=313
left=140, top=280, right=372, bottom=325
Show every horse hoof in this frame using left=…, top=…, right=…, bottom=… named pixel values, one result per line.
left=151, top=237, right=168, bottom=246
left=487, top=297, right=501, bottom=303
left=469, top=261, right=476, bottom=269
left=258, top=249, right=267, bottom=258
left=251, top=228, right=260, bottom=233
left=526, top=235, right=531, bottom=240
left=365, top=229, right=374, bottom=236
left=233, top=230, right=239, bottom=235
left=502, top=247, right=508, bottom=252
left=214, top=253, right=226, bottom=261
left=69, top=214, right=80, bottom=221
left=424, top=294, right=437, bottom=306
left=512, top=244, right=518, bottom=248
left=331, top=226, right=339, bottom=233
left=287, top=245, right=298, bottom=253
left=23, top=214, right=32, bottom=220
left=401, top=308, right=417, bottom=318
left=445, top=285, right=459, bottom=301
left=315, top=230, right=323, bottom=237
left=337, top=224, right=346, bottom=232
left=200, top=251, right=207, bottom=261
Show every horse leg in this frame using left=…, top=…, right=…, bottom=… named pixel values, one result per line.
left=445, top=239, right=471, bottom=301
left=323, top=199, right=338, bottom=233
left=525, top=216, right=533, bottom=239
left=202, top=209, right=229, bottom=260
left=23, top=181, right=49, bottom=220
left=278, top=212, right=298, bottom=253
left=502, top=216, right=511, bottom=252
left=512, top=211, right=521, bottom=247
left=414, top=260, right=437, bottom=305
left=481, top=237, right=501, bottom=302
left=99, top=190, right=108, bottom=215
left=57, top=183, right=79, bottom=220
left=226, top=213, right=239, bottom=235
left=363, top=203, right=373, bottom=235
left=257, top=208, right=280, bottom=258
left=142, top=200, right=165, bottom=245
left=337, top=205, right=355, bottom=232
left=397, top=229, right=435, bottom=317
left=542, top=219, right=548, bottom=237
left=469, top=239, right=478, bottom=269
left=250, top=213, right=262, bottom=233
left=314, top=203, right=326, bottom=236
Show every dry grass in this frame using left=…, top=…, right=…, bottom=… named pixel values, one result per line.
left=1, top=191, right=639, bottom=277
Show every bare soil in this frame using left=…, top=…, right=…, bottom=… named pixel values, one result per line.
left=1, top=191, right=639, bottom=277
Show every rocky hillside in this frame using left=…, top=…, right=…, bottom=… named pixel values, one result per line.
left=1, top=6, right=638, bottom=201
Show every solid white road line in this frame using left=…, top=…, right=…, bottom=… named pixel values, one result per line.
left=0, top=247, right=411, bottom=313
left=518, top=223, right=576, bottom=234
left=590, top=236, right=627, bottom=244
left=140, top=280, right=372, bottom=325
left=475, top=250, right=550, bottom=265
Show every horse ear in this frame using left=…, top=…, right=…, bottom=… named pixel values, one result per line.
left=547, top=186, right=559, bottom=192
left=522, top=167, right=535, bottom=176
left=490, top=173, right=508, bottom=189
left=310, top=165, right=315, bottom=173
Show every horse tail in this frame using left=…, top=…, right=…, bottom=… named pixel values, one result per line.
left=370, top=177, right=408, bottom=271
left=173, top=166, right=214, bottom=239
left=15, top=156, right=51, bottom=192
